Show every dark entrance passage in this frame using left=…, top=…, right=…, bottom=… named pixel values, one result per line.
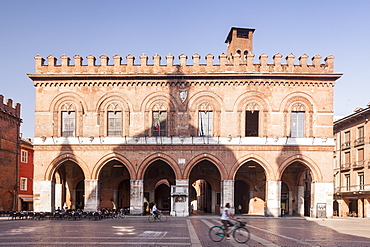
left=53, top=160, right=85, bottom=210
left=234, top=161, right=266, bottom=215
left=99, top=160, right=131, bottom=210
left=189, top=160, right=221, bottom=214
left=117, top=179, right=130, bottom=209
left=144, top=160, right=175, bottom=211
left=281, top=162, right=312, bottom=216
left=234, top=180, right=249, bottom=214
left=76, top=180, right=84, bottom=209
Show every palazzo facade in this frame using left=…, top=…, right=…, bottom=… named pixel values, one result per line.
left=29, top=27, right=341, bottom=217
left=334, top=104, right=370, bottom=217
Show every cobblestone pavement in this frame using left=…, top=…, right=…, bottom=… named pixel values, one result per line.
left=0, top=215, right=370, bottom=246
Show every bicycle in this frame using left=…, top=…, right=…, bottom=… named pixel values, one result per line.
left=148, top=212, right=167, bottom=222
left=209, top=219, right=250, bottom=243
left=112, top=211, right=126, bottom=219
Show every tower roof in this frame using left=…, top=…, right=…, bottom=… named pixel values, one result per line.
left=225, top=27, right=255, bottom=44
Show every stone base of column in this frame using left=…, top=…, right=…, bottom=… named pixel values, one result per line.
left=265, top=180, right=281, bottom=217
left=33, top=180, right=55, bottom=212
left=311, top=182, right=333, bottom=218
left=130, top=180, right=144, bottom=215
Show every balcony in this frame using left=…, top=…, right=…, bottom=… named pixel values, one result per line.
left=352, top=160, right=366, bottom=169
left=335, top=184, right=370, bottom=193
left=340, top=163, right=351, bottom=171
left=341, top=141, right=351, bottom=150
left=354, top=137, right=365, bottom=146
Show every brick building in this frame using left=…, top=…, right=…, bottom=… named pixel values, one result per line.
left=334, top=104, right=370, bottom=217
left=28, top=27, right=341, bottom=217
left=0, top=95, right=21, bottom=211
left=18, top=138, right=34, bottom=211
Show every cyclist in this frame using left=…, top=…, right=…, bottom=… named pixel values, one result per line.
left=221, top=203, right=236, bottom=240
left=152, top=203, right=161, bottom=219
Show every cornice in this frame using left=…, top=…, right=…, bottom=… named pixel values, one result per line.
left=29, top=72, right=341, bottom=88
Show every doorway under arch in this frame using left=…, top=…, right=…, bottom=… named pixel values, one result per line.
left=144, top=160, right=175, bottom=211
left=281, top=162, right=312, bottom=216
left=53, top=160, right=84, bottom=210
left=99, top=160, right=131, bottom=210
left=189, top=160, right=221, bottom=214
left=234, top=160, right=266, bottom=215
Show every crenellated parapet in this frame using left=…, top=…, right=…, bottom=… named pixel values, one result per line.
left=0, top=94, right=21, bottom=118
left=34, top=53, right=335, bottom=74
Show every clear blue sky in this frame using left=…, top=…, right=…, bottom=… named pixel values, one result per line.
left=1, top=0, right=369, bottom=139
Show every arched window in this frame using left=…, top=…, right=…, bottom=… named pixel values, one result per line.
left=152, top=103, right=167, bottom=136
left=61, top=103, right=76, bottom=137
left=291, top=103, right=305, bottom=137
left=107, top=102, right=122, bottom=137
left=243, top=50, right=248, bottom=60
left=198, top=102, right=213, bottom=137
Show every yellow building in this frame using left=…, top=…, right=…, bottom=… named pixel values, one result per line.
left=334, top=104, right=370, bottom=217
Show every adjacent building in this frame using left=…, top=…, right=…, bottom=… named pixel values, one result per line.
left=334, top=104, right=370, bottom=217
left=0, top=95, right=21, bottom=211
left=18, top=138, right=34, bottom=211
left=28, top=27, right=342, bottom=217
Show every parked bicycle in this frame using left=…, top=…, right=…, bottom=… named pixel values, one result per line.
left=113, top=209, right=126, bottom=219
left=148, top=212, right=167, bottom=222
left=209, top=219, right=250, bottom=243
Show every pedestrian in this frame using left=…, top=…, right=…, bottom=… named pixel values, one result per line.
left=238, top=204, right=242, bottom=214
left=221, top=203, right=236, bottom=240
left=190, top=204, right=194, bottom=214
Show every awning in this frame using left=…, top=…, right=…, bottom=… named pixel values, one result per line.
left=19, top=197, right=33, bottom=202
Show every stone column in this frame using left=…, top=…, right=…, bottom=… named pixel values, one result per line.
left=297, top=185, right=304, bottom=216
left=130, top=180, right=144, bottom=215
left=84, top=179, right=100, bottom=211
left=249, top=191, right=254, bottom=214
left=266, top=180, right=281, bottom=217
left=365, top=198, right=370, bottom=218
left=33, top=180, right=55, bottom=212
left=311, top=182, right=333, bottom=218
left=288, top=190, right=293, bottom=215
left=55, top=183, right=63, bottom=210
left=211, top=190, right=216, bottom=214
left=221, top=180, right=234, bottom=213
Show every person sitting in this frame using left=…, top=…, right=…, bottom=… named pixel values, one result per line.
left=221, top=203, right=236, bottom=240
left=152, top=203, right=161, bottom=219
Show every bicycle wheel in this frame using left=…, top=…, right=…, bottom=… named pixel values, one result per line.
left=233, top=227, right=250, bottom=243
left=148, top=214, right=155, bottom=223
left=119, top=213, right=125, bottom=219
left=159, top=214, right=167, bottom=222
left=209, top=225, right=224, bottom=242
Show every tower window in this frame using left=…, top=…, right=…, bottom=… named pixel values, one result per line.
left=237, top=30, right=249, bottom=39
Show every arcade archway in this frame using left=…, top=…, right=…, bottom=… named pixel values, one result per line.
left=189, top=160, right=221, bottom=214
left=53, top=160, right=84, bottom=210
left=144, top=160, right=175, bottom=211
left=281, top=161, right=312, bottom=216
left=98, top=160, right=131, bottom=210
left=234, top=160, right=266, bottom=215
